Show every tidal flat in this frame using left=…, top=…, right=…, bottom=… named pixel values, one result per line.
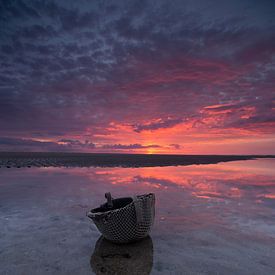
left=0, top=152, right=274, bottom=168
left=0, top=157, right=275, bottom=274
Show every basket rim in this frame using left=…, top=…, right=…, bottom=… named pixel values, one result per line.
left=87, top=193, right=154, bottom=218
left=88, top=197, right=134, bottom=217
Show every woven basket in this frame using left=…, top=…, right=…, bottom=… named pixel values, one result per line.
left=87, top=193, right=155, bottom=243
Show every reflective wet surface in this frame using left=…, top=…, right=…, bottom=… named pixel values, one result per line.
left=90, top=236, right=153, bottom=274
left=0, top=158, right=275, bottom=274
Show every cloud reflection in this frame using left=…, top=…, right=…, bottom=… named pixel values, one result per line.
left=0, top=159, right=274, bottom=236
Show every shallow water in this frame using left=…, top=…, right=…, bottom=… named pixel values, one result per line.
left=0, top=158, right=275, bottom=274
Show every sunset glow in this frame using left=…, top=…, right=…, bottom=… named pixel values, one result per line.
left=0, top=1, right=274, bottom=154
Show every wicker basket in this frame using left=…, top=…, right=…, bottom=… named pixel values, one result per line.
left=87, top=193, right=155, bottom=243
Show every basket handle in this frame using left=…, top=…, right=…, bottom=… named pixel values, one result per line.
left=105, top=192, right=113, bottom=209
left=133, top=195, right=143, bottom=224
left=86, top=211, right=93, bottom=219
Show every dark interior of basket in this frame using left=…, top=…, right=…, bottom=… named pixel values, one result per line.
left=92, top=197, right=133, bottom=213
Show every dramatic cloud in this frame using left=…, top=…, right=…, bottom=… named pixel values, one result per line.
left=58, top=139, right=95, bottom=148
left=0, top=137, right=67, bottom=152
left=0, top=0, right=274, bottom=153
left=0, top=137, right=164, bottom=152
left=133, top=118, right=183, bottom=132
left=169, top=144, right=181, bottom=150
left=101, top=143, right=161, bottom=150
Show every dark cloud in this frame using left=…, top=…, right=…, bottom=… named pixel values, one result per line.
left=169, top=144, right=181, bottom=150
left=0, top=137, right=166, bottom=152
left=101, top=144, right=161, bottom=150
left=0, top=0, right=274, bottom=152
left=0, top=137, right=65, bottom=152
left=133, top=118, right=183, bottom=132
left=0, top=137, right=95, bottom=152
left=58, top=139, right=95, bottom=148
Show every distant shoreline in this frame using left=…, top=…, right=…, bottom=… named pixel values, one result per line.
left=0, top=152, right=274, bottom=168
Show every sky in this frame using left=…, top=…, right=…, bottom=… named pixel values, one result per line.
left=0, top=0, right=274, bottom=154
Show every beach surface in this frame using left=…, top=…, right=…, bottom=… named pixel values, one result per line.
left=0, top=157, right=275, bottom=274
left=0, top=152, right=274, bottom=168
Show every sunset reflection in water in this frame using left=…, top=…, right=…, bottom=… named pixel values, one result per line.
left=1, top=158, right=275, bottom=274
left=78, top=158, right=275, bottom=235
left=1, top=158, right=274, bottom=233
left=66, top=158, right=275, bottom=207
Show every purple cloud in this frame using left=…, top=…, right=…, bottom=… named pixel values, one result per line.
left=0, top=137, right=95, bottom=152
left=133, top=118, right=183, bottom=132
left=169, top=144, right=181, bottom=150
left=101, top=144, right=161, bottom=150
left=0, top=137, right=65, bottom=152
left=0, top=1, right=274, bottom=153
left=58, top=139, right=95, bottom=148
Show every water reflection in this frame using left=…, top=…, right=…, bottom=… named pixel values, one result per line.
left=90, top=236, right=153, bottom=275
left=1, top=159, right=274, bottom=233
left=60, top=158, right=275, bottom=227
left=0, top=159, right=275, bottom=274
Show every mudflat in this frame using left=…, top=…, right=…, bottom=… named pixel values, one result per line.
left=0, top=159, right=275, bottom=274
left=0, top=152, right=274, bottom=168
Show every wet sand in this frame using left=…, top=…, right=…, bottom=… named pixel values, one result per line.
left=0, top=152, right=274, bottom=168
left=0, top=159, right=275, bottom=274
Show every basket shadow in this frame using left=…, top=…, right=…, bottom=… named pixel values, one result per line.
left=90, top=235, right=153, bottom=275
